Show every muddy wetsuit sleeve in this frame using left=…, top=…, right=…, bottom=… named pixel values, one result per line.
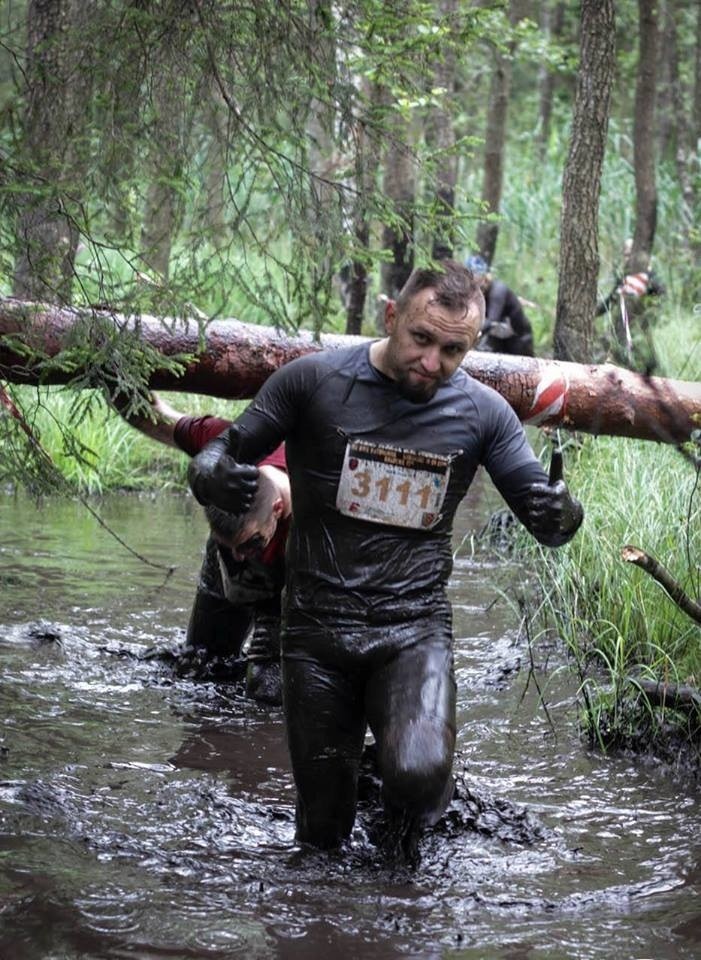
left=178, top=414, right=287, bottom=673
left=182, top=535, right=252, bottom=681
left=187, top=362, right=305, bottom=511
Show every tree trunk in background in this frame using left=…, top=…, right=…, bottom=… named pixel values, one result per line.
left=655, top=0, right=674, bottom=160
left=630, top=0, right=659, bottom=272
left=342, top=80, right=380, bottom=335
left=13, top=0, right=92, bottom=304
left=553, top=0, right=615, bottom=362
left=2, top=297, right=700, bottom=445
left=658, top=0, right=695, bottom=251
left=475, top=44, right=510, bottom=265
left=103, top=0, right=149, bottom=245
left=303, top=0, right=339, bottom=335
left=139, top=51, right=192, bottom=280
left=427, top=0, right=458, bottom=262
left=380, top=107, right=416, bottom=304
left=537, top=1, right=566, bottom=160
left=199, top=85, right=229, bottom=250
left=475, top=0, right=526, bottom=265
left=694, top=3, right=701, bottom=152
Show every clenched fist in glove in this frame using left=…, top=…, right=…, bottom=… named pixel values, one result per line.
left=523, top=448, right=583, bottom=547
left=188, top=429, right=259, bottom=515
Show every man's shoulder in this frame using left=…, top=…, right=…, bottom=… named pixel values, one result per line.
left=317, top=341, right=370, bottom=370
left=448, top=368, right=523, bottom=435
left=284, top=342, right=368, bottom=373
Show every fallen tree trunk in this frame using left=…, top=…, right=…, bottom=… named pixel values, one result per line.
left=1, top=296, right=700, bottom=444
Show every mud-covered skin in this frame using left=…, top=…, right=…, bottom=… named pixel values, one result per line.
left=189, top=342, right=581, bottom=849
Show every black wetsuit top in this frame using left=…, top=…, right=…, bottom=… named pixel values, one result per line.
left=225, top=343, right=548, bottom=619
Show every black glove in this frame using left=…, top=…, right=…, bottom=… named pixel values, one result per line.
left=523, top=448, right=583, bottom=547
left=188, top=432, right=258, bottom=515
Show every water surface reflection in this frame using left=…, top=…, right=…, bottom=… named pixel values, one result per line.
left=0, top=488, right=698, bottom=959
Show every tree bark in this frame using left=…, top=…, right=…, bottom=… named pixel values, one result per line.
left=553, top=0, right=615, bottom=362
left=475, top=37, right=510, bottom=264
left=1, top=297, right=700, bottom=445
left=341, top=79, right=380, bottom=336
left=198, top=84, right=229, bottom=249
left=621, top=545, right=701, bottom=623
left=302, top=0, right=339, bottom=335
left=12, top=0, right=93, bottom=304
left=139, top=25, right=194, bottom=281
left=427, top=0, right=458, bottom=262
left=627, top=677, right=701, bottom=713
left=630, top=0, right=659, bottom=272
left=695, top=2, right=701, bottom=151
left=657, top=0, right=694, bottom=251
left=475, top=0, right=527, bottom=265
left=380, top=105, right=417, bottom=305
left=537, top=2, right=566, bottom=160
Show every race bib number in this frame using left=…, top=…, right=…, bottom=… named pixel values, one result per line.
left=336, top=440, right=451, bottom=530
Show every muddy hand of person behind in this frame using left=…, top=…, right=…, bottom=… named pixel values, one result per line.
left=188, top=425, right=259, bottom=514
left=523, top=445, right=583, bottom=547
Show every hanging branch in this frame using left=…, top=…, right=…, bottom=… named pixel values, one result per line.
left=0, top=381, right=176, bottom=575
left=620, top=544, right=701, bottom=624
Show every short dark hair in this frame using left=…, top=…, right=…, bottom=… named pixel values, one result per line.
left=203, top=469, right=280, bottom=547
left=395, top=259, right=484, bottom=321
left=204, top=503, right=245, bottom=543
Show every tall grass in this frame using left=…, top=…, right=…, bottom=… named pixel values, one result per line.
left=7, top=386, right=247, bottom=495
left=511, top=312, right=701, bottom=750
left=525, top=434, right=701, bottom=678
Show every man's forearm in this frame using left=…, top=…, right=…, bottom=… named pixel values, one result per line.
left=111, top=390, right=180, bottom=447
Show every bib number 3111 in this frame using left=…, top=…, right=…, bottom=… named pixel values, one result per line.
left=336, top=439, right=451, bottom=530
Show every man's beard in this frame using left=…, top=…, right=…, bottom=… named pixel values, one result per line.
left=395, top=370, right=441, bottom=404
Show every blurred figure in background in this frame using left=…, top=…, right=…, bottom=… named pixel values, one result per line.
left=465, top=254, right=535, bottom=357
left=596, top=239, right=665, bottom=370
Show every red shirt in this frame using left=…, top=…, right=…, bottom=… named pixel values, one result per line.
left=174, top=415, right=288, bottom=566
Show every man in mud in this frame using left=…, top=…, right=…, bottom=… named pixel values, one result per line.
left=465, top=254, right=535, bottom=357
left=187, top=260, right=583, bottom=856
left=117, top=393, right=290, bottom=704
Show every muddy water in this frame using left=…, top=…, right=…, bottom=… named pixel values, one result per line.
left=0, top=486, right=698, bottom=960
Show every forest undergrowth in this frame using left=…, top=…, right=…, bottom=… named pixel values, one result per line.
left=2, top=131, right=699, bottom=769
left=5, top=309, right=701, bottom=770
